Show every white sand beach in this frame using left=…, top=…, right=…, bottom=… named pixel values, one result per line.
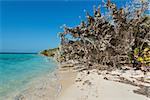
left=57, top=67, right=150, bottom=100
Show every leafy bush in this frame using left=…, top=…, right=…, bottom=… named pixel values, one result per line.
left=133, top=47, right=150, bottom=71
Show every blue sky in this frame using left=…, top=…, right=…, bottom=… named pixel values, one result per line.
left=1, top=0, right=130, bottom=53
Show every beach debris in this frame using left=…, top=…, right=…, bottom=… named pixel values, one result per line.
left=87, top=71, right=90, bottom=75
left=76, top=78, right=82, bottom=82
left=103, top=77, right=109, bottom=80
left=60, top=63, right=74, bottom=68
left=83, top=80, right=92, bottom=86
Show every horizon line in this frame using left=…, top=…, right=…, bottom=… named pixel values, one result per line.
left=0, top=52, right=38, bottom=54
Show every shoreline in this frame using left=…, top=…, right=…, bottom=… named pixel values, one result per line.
left=10, top=63, right=76, bottom=100
left=2, top=69, right=59, bottom=100
left=9, top=63, right=150, bottom=100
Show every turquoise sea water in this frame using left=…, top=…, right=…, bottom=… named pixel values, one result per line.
left=0, top=54, right=57, bottom=98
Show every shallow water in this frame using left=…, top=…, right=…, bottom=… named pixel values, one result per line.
left=0, top=54, right=57, bottom=99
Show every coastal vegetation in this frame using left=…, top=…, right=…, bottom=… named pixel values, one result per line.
left=58, top=0, right=150, bottom=72
left=42, top=0, right=150, bottom=72
left=40, top=48, right=59, bottom=57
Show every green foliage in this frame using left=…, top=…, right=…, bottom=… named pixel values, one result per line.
left=133, top=47, right=150, bottom=70
left=134, top=48, right=140, bottom=56
left=40, top=48, right=59, bottom=57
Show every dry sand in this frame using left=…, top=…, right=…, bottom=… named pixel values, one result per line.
left=57, top=69, right=149, bottom=100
